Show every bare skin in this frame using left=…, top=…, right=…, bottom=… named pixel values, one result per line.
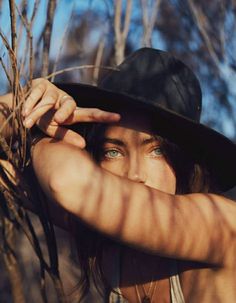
left=32, top=125, right=236, bottom=303
left=2, top=79, right=236, bottom=302
left=98, top=120, right=236, bottom=302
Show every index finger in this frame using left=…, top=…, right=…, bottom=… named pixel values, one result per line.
left=63, top=107, right=121, bottom=124
left=37, top=122, right=86, bottom=148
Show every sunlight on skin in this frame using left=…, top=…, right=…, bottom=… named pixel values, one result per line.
left=33, top=108, right=236, bottom=264
left=100, top=125, right=176, bottom=193
left=99, top=110, right=176, bottom=193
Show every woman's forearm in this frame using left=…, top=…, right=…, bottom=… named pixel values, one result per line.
left=32, top=138, right=236, bottom=265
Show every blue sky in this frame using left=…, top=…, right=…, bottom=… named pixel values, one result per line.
left=0, top=0, right=235, bottom=139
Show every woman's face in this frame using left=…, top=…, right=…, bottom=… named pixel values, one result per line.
left=99, top=112, right=176, bottom=194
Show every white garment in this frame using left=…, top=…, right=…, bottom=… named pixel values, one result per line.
left=108, top=248, right=185, bottom=303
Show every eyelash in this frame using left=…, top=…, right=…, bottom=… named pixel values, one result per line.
left=150, top=146, right=162, bottom=157
left=103, top=148, right=123, bottom=159
left=102, top=146, right=162, bottom=160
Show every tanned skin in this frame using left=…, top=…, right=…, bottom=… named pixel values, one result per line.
left=2, top=79, right=236, bottom=302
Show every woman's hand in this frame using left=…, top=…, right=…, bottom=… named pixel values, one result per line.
left=22, top=78, right=120, bottom=148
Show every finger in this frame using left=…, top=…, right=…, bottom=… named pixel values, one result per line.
left=23, top=92, right=59, bottom=128
left=37, top=121, right=86, bottom=148
left=22, top=81, right=48, bottom=116
left=63, top=107, right=121, bottom=124
left=53, top=95, right=77, bottom=123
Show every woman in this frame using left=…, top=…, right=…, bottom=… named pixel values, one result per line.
left=3, top=48, right=236, bottom=302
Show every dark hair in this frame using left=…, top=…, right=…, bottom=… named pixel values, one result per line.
left=69, top=121, right=216, bottom=301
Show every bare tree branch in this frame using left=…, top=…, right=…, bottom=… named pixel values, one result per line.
left=46, top=64, right=118, bottom=80
left=31, top=0, right=40, bottom=24
left=114, top=0, right=132, bottom=65
left=9, top=0, right=17, bottom=54
left=42, top=0, right=57, bottom=77
left=0, top=56, right=12, bottom=86
left=187, top=0, right=220, bottom=68
left=15, top=3, right=34, bottom=87
left=92, top=38, right=105, bottom=85
left=141, top=0, right=161, bottom=47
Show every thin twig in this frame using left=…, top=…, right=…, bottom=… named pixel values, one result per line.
left=187, top=0, right=220, bottom=68
left=92, top=38, right=105, bottom=85
left=0, top=31, right=16, bottom=73
left=15, top=3, right=34, bottom=88
left=17, top=0, right=27, bottom=58
left=42, top=0, right=57, bottom=77
left=0, top=56, right=12, bottom=86
left=45, top=64, right=119, bottom=80
left=9, top=0, right=17, bottom=54
left=141, top=0, right=161, bottom=47
left=31, top=0, right=40, bottom=24
left=114, top=0, right=132, bottom=65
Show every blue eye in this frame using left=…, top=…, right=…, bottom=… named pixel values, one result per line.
left=104, top=149, right=122, bottom=159
left=151, top=147, right=162, bottom=156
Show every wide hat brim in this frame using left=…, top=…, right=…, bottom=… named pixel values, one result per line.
left=56, top=82, right=236, bottom=192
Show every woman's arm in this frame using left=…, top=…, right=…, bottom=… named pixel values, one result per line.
left=32, top=137, right=236, bottom=266
left=0, top=158, right=75, bottom=231
left=0, top=79, right=120, bottom=229
left=0, top=79, right=120, bottom=147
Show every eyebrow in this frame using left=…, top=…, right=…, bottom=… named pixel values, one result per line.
left=140, top=136, right=159, bottom=146
left=103, top=138, right=125, bottom=146
left=103, top=136, right=159, bottom=147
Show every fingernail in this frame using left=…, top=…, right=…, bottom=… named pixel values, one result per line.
left=113, top=113, right=120, bottom=119
left=23, top=118, right=33, bottom=128
left=74, top=138, right=86, bottom=148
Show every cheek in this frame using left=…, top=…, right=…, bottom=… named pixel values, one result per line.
left=145, top=159, right=176, bottom=194
left=100, top=160, right=125, bottom=177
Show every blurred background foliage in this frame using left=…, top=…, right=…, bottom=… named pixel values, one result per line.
left=1, top=0, right=236, bottom=140
left=0, top=0, right=236, bottom=302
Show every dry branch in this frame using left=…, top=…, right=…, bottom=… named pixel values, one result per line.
left=9, top=0, right=17, bottom=54
left=0, top=56, right=12, bottom=86
left=15, top=3, right=34, bottom=87
left=114, top=0, right=132, bottom=65
left=141, top=0, right=161, bottom=47
left=0, top=1, right=67, bottom=302
left=45, top=64, right=118, bottom=80
left=187, top=0, right=220, bottom=68
left=92, top=38, right=105, bottom=85
left=42, top=0, right=57, bottom=77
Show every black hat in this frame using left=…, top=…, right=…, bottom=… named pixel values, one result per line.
left=56, top=48, right=236, bottom=192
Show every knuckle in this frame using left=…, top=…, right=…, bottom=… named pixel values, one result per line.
left=44, top=92, right=58, bottom=104
left=89, top=111, right=97, bottom=119
left=60, top=95, right=75, bottom=104
left=32, top=77, right=44, bottom=86
left=26, top=94, right=34, bottom=103
left=36, top=82, right=47, bottom=93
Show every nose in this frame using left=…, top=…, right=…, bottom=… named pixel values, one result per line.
left=127, top=157, right=146, bottom=183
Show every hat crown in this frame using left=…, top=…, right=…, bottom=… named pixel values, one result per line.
left=54, top=48, right=236, bottom=191
left=100, top=48, right=202, bottom=122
